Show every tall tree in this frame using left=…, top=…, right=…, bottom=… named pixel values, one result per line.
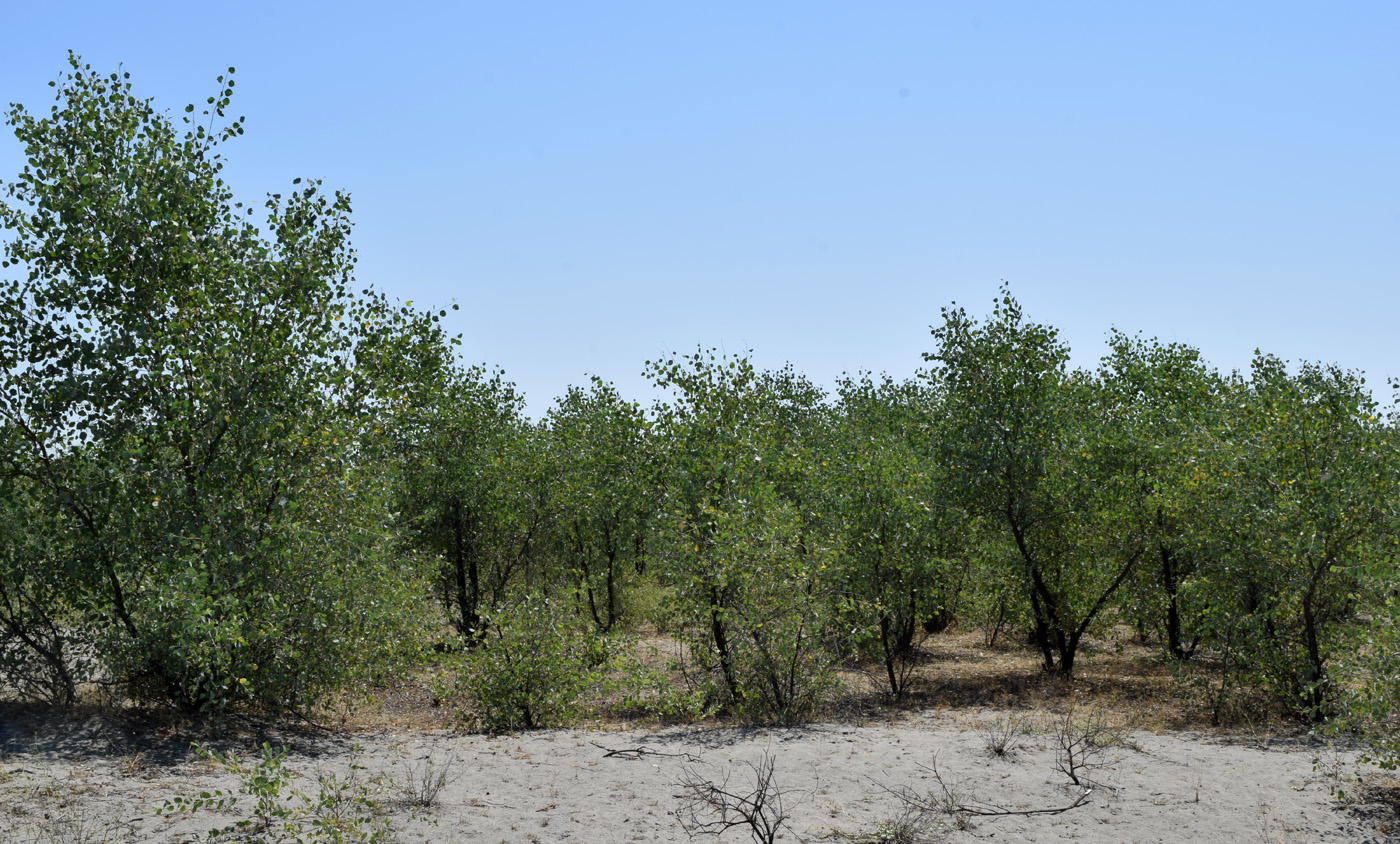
left=1201, top=355, right=1394, bottom=719
left=646, top=350, right=836, bottom=720
left=0, top=56, right=436, bottom=712
left=546, top=378, right=654, bottom=632
left=820, top=374, right=966, bottom=699
left=394, top=366, right=543, bottom=641
left=927, top=291, right=1146, bottom=676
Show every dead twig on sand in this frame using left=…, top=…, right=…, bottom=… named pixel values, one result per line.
left=591, top=741, right=702, bottom=762
left=873, top=754, right=1093, bottom=834
left=951, top=790, right=1093, bottom=817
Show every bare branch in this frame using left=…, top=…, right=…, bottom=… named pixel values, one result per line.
left=675, top=754, right=791, bottom=844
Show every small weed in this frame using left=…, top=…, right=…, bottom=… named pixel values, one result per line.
left=1311, top=742, right=1361, bottom=801
left=977, top=711, right=1030, bottom=759
left=829, top=802, right=946, bottom=843
left=115, top=751, right=153, bottom=779
left=2, top=800, right=135, bottom=844
left=396, top=753, right=458, bottom=809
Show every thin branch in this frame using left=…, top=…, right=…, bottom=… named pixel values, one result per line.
left=591, top=742, right=701, bottom=763
left=675, top=754, right=791, bottom=844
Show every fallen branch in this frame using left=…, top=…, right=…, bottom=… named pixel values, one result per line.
left=873, top=754, right=1095, bottom=830
left=591, top=741, right=701, bottom=763
left=915, top=758, right=1094, bottom=817
left=956, top=788, right=1093, bottom=817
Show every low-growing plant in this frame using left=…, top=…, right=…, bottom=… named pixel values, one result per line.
left=1173, top=641, right=1278, bottom=729
left=2, top=782, right=136, bottom=844
left=606, top=639, right=714, bottom=723
left=395, top=753, right=457, bottom=809
left=18, top=809, right=135, bottom=844
left=1310, top=742, right=1362, bottom=802
left=156, top=743, right=395, bottom=844
left=829, top=802, right=946, bottom=844
left=978, top=711, right=1031, bottom=759
left=863, top=811, right=944, bottom=844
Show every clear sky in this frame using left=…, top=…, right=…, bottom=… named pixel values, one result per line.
left=3, top=3, right=1397, bottom=414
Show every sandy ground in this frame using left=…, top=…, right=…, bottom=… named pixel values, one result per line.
left=3, top=708, right=1397, bottom=844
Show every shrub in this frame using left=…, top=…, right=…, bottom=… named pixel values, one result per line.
left=440, top=594, right=603, bottom=732
left=607, top=641, right=714, bottom=722
left=957, top=536, right=1029, bottom=650
left=666, top=498, right=841, bottom=723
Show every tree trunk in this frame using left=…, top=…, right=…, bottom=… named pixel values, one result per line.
left=880, top=614, right=901, bottom=699
left=1160, top=543, right=1196, bottom=660
left=709, top=584, right=741, bottom=705
left=1029, top=591, right=1056, bottom=671
left=449, top=497, right=480, bottom=640
left=1301, top=597, right=1328, bottom=722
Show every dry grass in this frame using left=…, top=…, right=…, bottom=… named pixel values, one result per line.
left=329, top=677, right=456, bottom=732
left=811, top=626, right=1298, bottom=736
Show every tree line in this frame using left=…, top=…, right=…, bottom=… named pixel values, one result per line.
left=2, top=58, right=1397, bottom=756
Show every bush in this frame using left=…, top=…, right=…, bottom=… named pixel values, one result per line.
left=103, top=467, right=434, bottom=716
left=0, top=475, right=93, bottom=704
left=959, top=537, right=1030, bottom=649
left=668, top=499, right=841, bottom=723
left=607, top=640, right=714, bottom=722
left=440, top=594, right=603, bottom=732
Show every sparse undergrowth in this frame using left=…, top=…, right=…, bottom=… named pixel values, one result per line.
left=286, top=625, right=1305, bottom=737
left=157, top=743, right=397, bottom=844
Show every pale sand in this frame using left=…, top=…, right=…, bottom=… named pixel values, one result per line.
left=2, top=710, right=1394, bottom=843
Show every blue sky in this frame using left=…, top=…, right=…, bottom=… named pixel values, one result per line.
left=3, top=3, right=1397, bottom=413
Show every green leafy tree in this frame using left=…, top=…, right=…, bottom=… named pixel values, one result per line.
left=1097, top=332, right=1225, bottom=660
left=0, top=56, right=435, bottom=712
left=647, top=350, right=837, bottom=720
left=820, top=374, right=966, bottom=699
left=1199, top=355, right=1394, bottom=719
left=927, top=291, right=1147, bottom=676
left=394, top=365, right=547, bottom=641
left=545, top=378, right=654, bottom=632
